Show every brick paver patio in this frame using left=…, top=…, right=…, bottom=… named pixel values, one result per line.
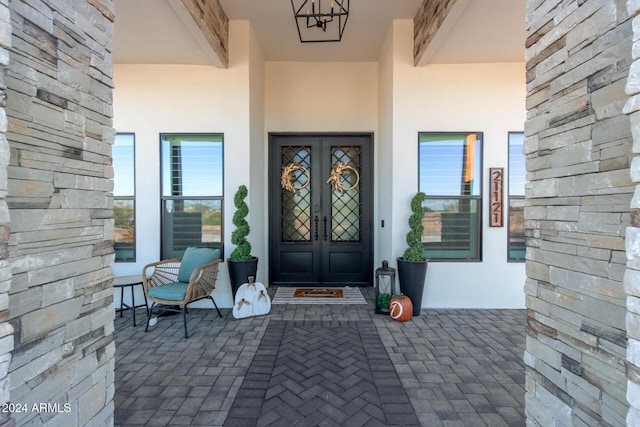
left=114, top=287, right=526, bottom=426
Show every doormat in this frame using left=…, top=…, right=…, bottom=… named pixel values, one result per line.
left=224, top=320, right=420, bottom=426
left=293, top=288, right=343, bottom=298
left=272, top=286, right=366, bottom=305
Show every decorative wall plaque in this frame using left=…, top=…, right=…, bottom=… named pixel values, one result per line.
left=490, top=168, right=504, bottom=227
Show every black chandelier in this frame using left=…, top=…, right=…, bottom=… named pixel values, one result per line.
left=291, top=0, right=350, bottom=43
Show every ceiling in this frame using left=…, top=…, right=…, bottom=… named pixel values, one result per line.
left=113, top=0, right=526, bottom=65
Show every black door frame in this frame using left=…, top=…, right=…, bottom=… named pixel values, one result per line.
left=268, top=132, right=374, bottom=287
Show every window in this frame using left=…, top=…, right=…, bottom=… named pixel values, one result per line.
left=161, top=134, right=223, bottom=259
left=419, top=132, right=483, bottom=261
left=508, top=132, right=526, bottom=262
left=113, top=133, right=136, bottom=262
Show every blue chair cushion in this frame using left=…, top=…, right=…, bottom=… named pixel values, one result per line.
left=148, top=282, right=188, bottom=301
left=177, top=247, right=220, bottom=283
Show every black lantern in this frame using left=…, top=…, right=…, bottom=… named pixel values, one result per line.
left=291, top=0, right=350, bottom=43
left=375, top=260, right=396, bottom=314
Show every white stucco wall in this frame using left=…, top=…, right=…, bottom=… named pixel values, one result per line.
left=415, top=62, right=526, bottom=308
left=377, top=24, right=395, bottom=267
left=248, top=23, right=267, bottom=287
left=386, top=20, right=526, bottom=308
left=112, top=21, right=260, bottom=309
left=112, top=19, right=526, bottom=310
left=264, top=61, right=378, bottom=132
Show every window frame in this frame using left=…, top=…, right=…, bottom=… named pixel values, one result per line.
left=113, top=132, right=136, bottom=262
left=507, top=131, right=526, bottom=263
left=418, top=131, right=483, bottom=262
left=159, top=133, right=224, bottom=260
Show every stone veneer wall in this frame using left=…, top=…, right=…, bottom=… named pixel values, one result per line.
left=0, top=1, right=12, bottom=427
left=4, top=0, right=115, bottom=425
left=413, top=0, right=457, bottom=65
left=625, top=1, right=640, bottom=425
left=180, top=0, right=228, bottom=68
left=524, top=1, right=632, bottom=426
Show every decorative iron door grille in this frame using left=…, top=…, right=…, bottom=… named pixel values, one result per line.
left=269, top=134, right=373, bottom=286
left=330, top=146, right=362, bottom=242
left=280, top=146, right=312, bottom=242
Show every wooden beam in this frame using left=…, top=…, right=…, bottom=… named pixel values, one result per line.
left=168, top=0, right=229, bottom=68
left=413, top=0, right=470, bottom=66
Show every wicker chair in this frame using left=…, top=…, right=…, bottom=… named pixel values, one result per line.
left=142, top=247, right=222, bottom=338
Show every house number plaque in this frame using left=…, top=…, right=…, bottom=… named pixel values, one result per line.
left=490, top=168, right=504, bottom=227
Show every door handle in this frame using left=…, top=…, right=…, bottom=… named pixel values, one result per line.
left=314, top=216, right=319, bottom=241
left=323, top=216, right=328, bottom=241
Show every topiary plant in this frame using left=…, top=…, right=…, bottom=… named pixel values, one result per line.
left=229, top=185, right=253, bottom=261
left=402, top=192, right=427, bottom=262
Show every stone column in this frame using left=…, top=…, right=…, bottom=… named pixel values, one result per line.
left=5, top=0, right=116, bottom=425
left=0, top=1, right=12, bottom=427
left=525, top=1, right=632, bottom=426
left=625, top=2, right=640, bottom=424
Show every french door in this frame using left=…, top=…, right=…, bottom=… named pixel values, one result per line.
left=269, top=134, right=373, bottom=286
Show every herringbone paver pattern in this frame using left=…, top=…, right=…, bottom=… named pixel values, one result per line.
left=224, top=320, right=419, bottom=426
left=114, top=287, right=526, bottom=426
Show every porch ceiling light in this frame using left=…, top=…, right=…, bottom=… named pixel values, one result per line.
left=291, top=0, right=349, bottom=43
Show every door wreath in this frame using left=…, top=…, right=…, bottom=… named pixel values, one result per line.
left=280, top=162, right=310, bottom=193
left=327, top=162, right=360, bottom=192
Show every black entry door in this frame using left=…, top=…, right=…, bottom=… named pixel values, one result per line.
left=269, top=134, right=373, bottom=286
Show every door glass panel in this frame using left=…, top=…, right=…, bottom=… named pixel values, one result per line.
left=330, top=146, right=361, bottom=242
left=281, top=146, right=312, bottom=242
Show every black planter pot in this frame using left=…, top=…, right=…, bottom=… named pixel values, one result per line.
left=227, top=257, right=258, bottom=298
left=397, top=257, right=428, bottom=316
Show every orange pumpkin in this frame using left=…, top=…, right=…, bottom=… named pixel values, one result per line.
left=389, top=294, right=412, bottom=322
